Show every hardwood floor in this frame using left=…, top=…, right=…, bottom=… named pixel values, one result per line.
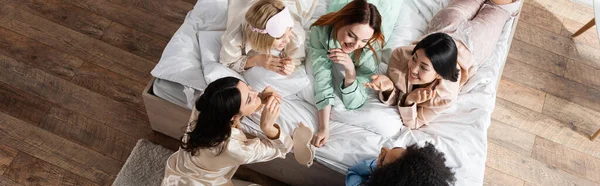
left=0, top=0, right=598, bottom=185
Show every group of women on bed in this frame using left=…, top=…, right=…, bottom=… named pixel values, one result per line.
left=162, top=0, right=520, bottom=185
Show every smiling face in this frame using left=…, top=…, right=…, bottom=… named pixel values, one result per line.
left=408, top=49, right=442, bottom=85
left=377, top=147, right=406, bottom=168
left=272, top=27, right=292, bottom=51
left=235, top=82, right=262, bottom=117
left=335, top=23, right=374, bottom=54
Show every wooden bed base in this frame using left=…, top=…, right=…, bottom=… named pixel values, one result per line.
left=141, top=2, right=523, bottom=184
left=142, top=77, right=345, bottom=185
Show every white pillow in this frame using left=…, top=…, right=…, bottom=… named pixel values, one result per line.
left=151, top=22, right=207, bottom=91
left=188, top=0, right=228, bottom=31
left=226, top=0, right=253, bottom=29
left=197, top=31, right=245, bottom=84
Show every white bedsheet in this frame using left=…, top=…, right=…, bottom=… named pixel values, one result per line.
left=150, top=0, right=519, bottom=185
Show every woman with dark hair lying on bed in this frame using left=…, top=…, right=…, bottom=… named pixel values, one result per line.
left=161, top=77, right=295, bottom=186
left=346, top=143, right=456, bottom=186
left=365, top=0, right=520, bottom=129
left=309, top=0, right=385, bottom=147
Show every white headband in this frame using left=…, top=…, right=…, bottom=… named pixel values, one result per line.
left=248, top=7, right=294, bottom=38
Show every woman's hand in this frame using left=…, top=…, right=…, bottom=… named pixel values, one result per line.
left=278, top=57, right=295, bottom=76
left=404, top=88, right=436, bottom=106
left=311, top=128, right=329, bottom=148
left=313, top=106, right=331, bottom=147
left=260, top=96, right=281, bottom=139
left=364, top=75, right=394, bottom=92
left=328, top=48, right=355, bottom=74
left=258, top=86, right=282, bottom=104
left=251, top=54, right=288, bottom=75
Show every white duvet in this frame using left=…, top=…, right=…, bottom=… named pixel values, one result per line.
left=151, top=0, right=518, bottom=185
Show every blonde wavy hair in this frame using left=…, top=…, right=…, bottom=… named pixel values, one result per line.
left=244, top=0, right=287, bottom=55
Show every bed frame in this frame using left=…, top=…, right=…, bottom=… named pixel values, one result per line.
left=495, top=1, right=524, bottom=90
left=141, top=2, right=522, bottom=184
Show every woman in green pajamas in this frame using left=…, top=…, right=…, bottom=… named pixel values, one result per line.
left=308, top=0, right=384, bottom=147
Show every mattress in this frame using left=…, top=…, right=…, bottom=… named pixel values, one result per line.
left=150, top=0, right=521, bottom=185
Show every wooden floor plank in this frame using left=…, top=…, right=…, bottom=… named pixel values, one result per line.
left=559, top=17, right=600, bottom=50
left=532, top=136, right=600, bottom=184
left=180, top=0, right=197, bottom=6
left=147, top=131, right=180, bottom=152
left=502, top=57, right=600, bottom=113
left=105, top=0, right=193, bottom=24
left=0, top=81, right=53, bottom=125
left=492, top=98, right=600, bottom=159
left=0, top=78, right=131, bottom=161
left=20, top=0, right=112, bottom=39
left=5, top=152, right=99, bottom=186
left=542, top=94, right=600, bottom=136
left=483, top=166, right=524, bottom=186
left=488, top=119, right=536, bottom=157
left=519, top=2, right=563, bottom=34
left=0, top=9, right=154, bottom=84
left=0, top=27, right=83, bottom=80
left=486, top=142, right=598, bottom=186
left=514, top=21, right=600, bottom=70
left=0, top=112, right=120, bottom=185
left=38, top=106, right=135, bottom=162
left=0, top=175, right=21, bottom=186
left=496, top=79, right=546, bottom=113
left=0, top=0, right=22, bottom=19
left=71, top=62, right=147, bottom=112
left=564, top=59, right=600, bottom=89
left=507, top=39, right=567, bottom=77
left=1, top=77, right=136, bottom=162
left=527, top=0, right=595, bottom=23
left=558, top=1, right=595, bottom=23
left=0, top=144, right=18, bottom=175
left=61, top=0, right=179, bottom=40
left=100, top=22, right=168, bottom=62
left=0, top=54, right=152, bottom=139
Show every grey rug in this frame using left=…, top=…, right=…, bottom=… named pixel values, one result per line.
left=112, top=139, right=257, bottom=186
left=112, top=139, right=174, bottom=186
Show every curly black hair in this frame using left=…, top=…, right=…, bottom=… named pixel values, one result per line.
left=367, top=143, right=456, bottom=186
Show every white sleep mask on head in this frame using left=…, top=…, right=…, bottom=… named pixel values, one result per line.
left=248, top=7, right=294, bottom=38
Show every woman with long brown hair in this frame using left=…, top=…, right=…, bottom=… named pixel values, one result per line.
left=308, top=0, right=385, bottom=147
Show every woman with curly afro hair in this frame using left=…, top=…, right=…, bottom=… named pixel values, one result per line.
left=346, top=143, right=455, bottom=186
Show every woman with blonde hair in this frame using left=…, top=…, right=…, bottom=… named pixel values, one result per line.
left=220, top=0, right=313, bottom=76
left=219, top=0, right=320, bottom=141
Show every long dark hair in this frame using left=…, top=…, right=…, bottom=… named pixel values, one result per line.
left=181, top=77, right=242, bottom=156
left=412, top=32, right=459, bottom=82
left=311, top=0, right=384, bottom=65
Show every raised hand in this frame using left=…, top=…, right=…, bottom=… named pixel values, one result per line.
left=328, top=48, right=355, bottom=74
left=364, top=74, right=394, bottom=92
left=278, top=57, right=295, bottom=76
left=258, top=86, right=282, bottom=104
left=260, top=96, right=281, bottom=138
